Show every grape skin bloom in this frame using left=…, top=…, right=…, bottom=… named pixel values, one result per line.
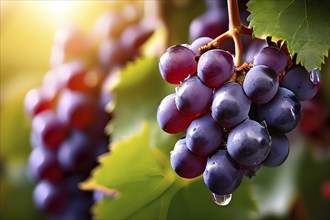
left=197, top=49, right=234, bottom=89
left=227, top=119, right=271, bottom=166
left=159, top=45, right=197, bottom=84
left=212, top=82, right=251, bottom=128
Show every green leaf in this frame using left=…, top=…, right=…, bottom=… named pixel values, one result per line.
left=247, top=0, right=330, bottom=71
left=82, top=123, right=178, bottom=219
left=83, top=123, right=258, bottom=220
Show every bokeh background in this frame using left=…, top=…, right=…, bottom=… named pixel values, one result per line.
left=1, top=1, right=329, bottom=220
left=1, top=2, right=123, bottom=219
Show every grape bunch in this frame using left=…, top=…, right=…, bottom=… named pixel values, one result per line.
left=157, top=38, right=322, bottom=203
left=24, top=5, right=152, bottom=219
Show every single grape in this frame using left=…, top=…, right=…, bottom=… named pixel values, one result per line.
left=57, top=130, right=96, bottom=172
left=227, top=119, right=271, bottom=166
left=33, top=180, right=68, bottom=214
left=57, top=61, right=95, bottom=92
left=212, top=82, right=251, bottom=128
left=57, top=90, right=96, bottom=129
left=175, top=76, right=213, bottom=116
left=24, top=88, right=53, bottom=117
left=253, top=46, right=288, bottom=74
left=280, top=66, right=321, bottom=101
left=28, top=147, right=63, bottom=182
left=257, top=87, right=302, bottom=133
left=203, top=149, right=243, bottom=195
left=190, top=37, right=213, bottom=56
left=159, top=45, right=197, bottom=84
left=197, top=49, right=234, bottom=88
left=242, top=39, right=266, bottom=63
left=170, top=138, right=207, bottom=179
left=262, top=131, right=290, bottom=167
left=186, top=113, right=223, bottom=157
left=98, top=38, right=128, bottom=70
left=120, top=22, right=154, bottom=52
left=32, top=110, right=69, bottom=149
left=243, top=65, right=279, bottom=104
left=157, top=94, right=193, bottom=134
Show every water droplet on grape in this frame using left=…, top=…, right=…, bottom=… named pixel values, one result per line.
left=310, top=68, right=321, bottom=89
left=211, top=193, right=232, bottom=206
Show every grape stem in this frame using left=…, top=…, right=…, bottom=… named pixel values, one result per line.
left=199, top=0, right=253, bottom=66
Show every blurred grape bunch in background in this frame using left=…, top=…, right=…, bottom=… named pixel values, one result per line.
left=1, top=1, right=153, bottom=219
left=1, top=0, right=330, bottom=220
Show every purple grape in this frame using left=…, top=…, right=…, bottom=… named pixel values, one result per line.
left=170, top=138, right=207, bottom=179
left=58, top=61, right=93, bottom=92
left=189, top=10, right=228, bottom=42
left=57, top=90, right=96, bottom=129
left=32, top=110, right=69, bottom=149
left=280, top=66, right=321, bottom=101
left=243, top=65, right=279, bottom=104
left=98, top=38, right=128, bottom=71
left=28, top=147, right=63, bottom=182
left=33, top=180, right=68, bottom=214
left=197, top=49, right=234, bottom=88
left=190, top=37, right=213, bottom=56
left=203, top=149, right=243, bottom=195
left=175, top=76, right=213, bottom=116
left=157, top=94, right=193, bottom=134
left=212, top=82, right=251, bottom=128
left=242, top=39, right=266, bottom=64
left=205, top=0, right=227, bottom=10
left=186, top=113, right=223, bottom=157
left=253, top=46, right=288, bottom=74
left=24, top=88, right=53, bottom=117
left=57, top=130, right=96, bottom=172
left=120, top=22, right=154, bottom=52
left=159, top=45, right=197, bottom=84
left=227, top=119, right=271, bottom=166
left=262, top=131, right=290, bottom=167
left=257, top=87, right=302, bottom=133
left=48, top=197, right=92, bottom=220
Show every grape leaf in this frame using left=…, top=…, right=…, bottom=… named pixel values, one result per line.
left=247, top=0, right=330, bottom=71
left=81, top=123, right=178, bottom=219
left=82, top=123, right=258, bottom=219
